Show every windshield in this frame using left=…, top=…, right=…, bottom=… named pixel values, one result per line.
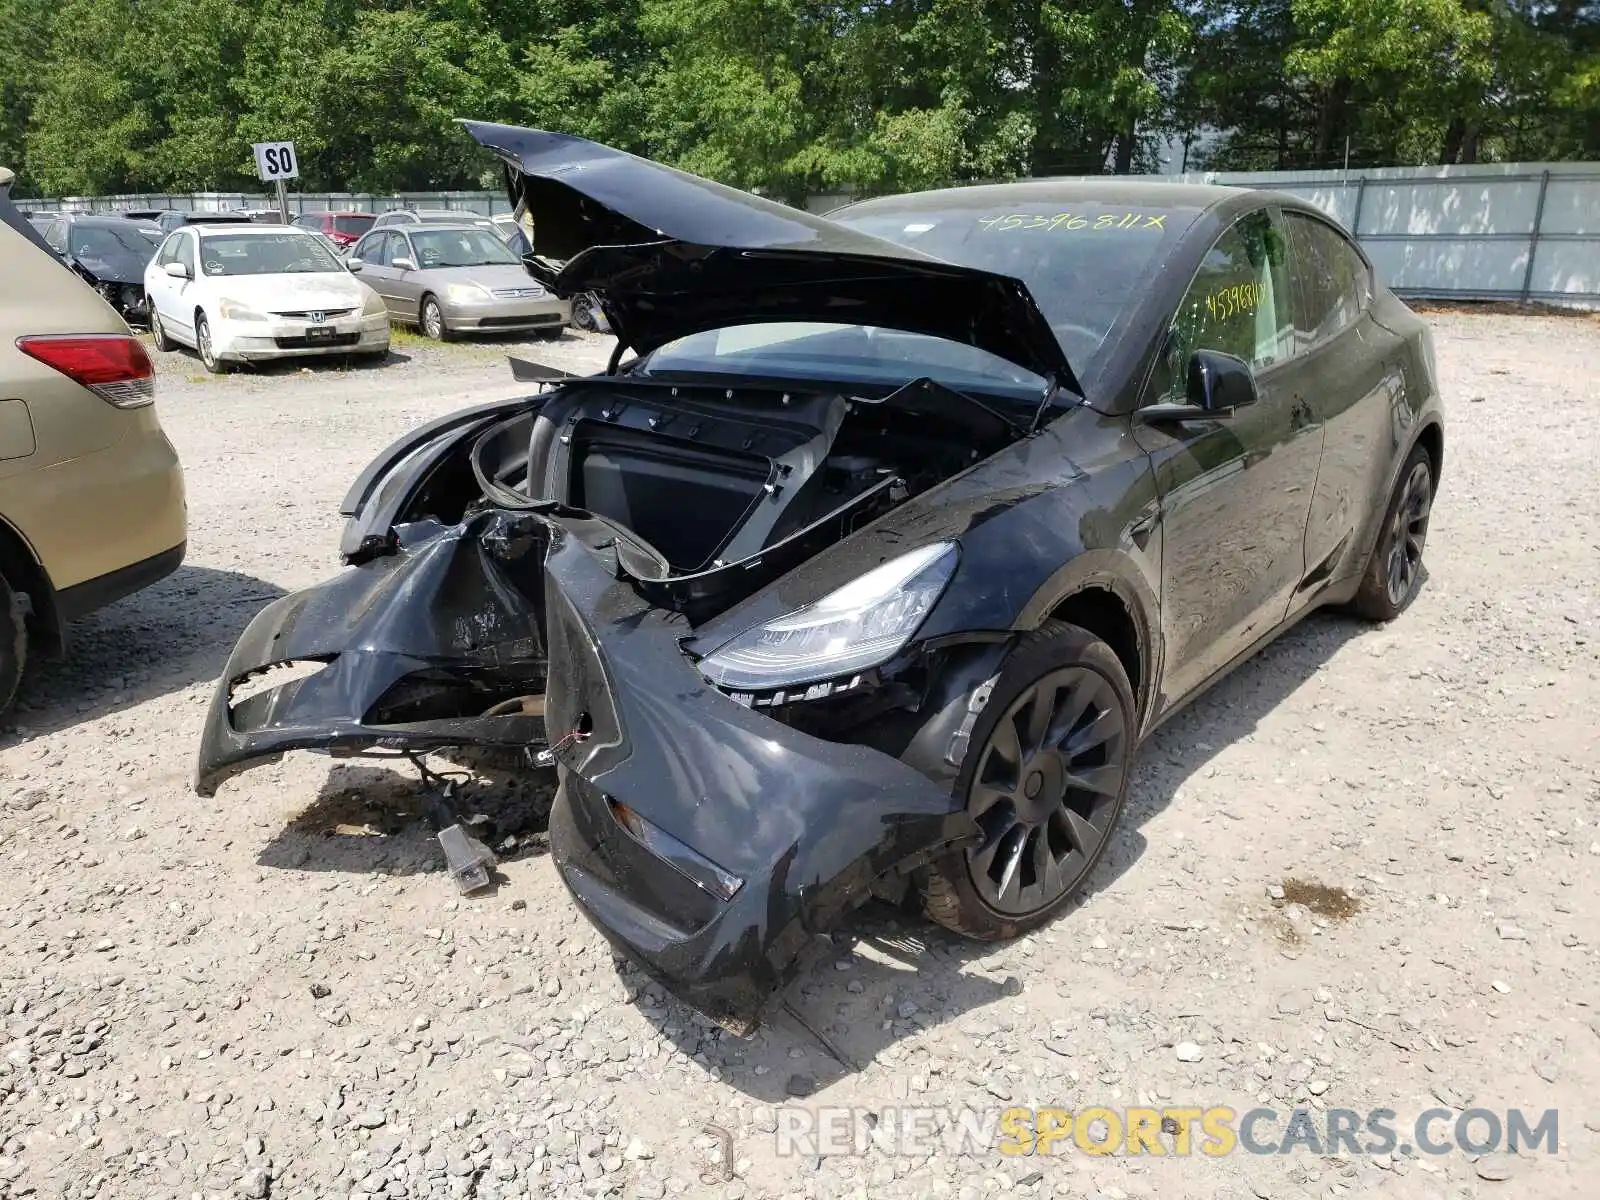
left=334, top=214, right=374, bottom=236
left=409, top=228, right=518, bottom=268
left=198, top=233, right=342, bottom=276
left=642, top=197, right=1191, bottom=395
left=833, top=200, right=1189, bottom=371
left=71, top=224, right=157, bottom=257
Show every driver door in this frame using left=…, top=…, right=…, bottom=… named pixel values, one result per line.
left=352, top=232, right=398, bottom=314
left=1133, top=206, right=1325, bottom=710
left=387, top=232, right=425, bottom=318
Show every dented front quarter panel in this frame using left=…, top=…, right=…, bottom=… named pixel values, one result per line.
left=535, top=528, right=980, bottom=1032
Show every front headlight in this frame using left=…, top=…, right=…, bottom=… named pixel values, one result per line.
left=443, top=282, right=490, bottom=304
left=697, top=542, right=959, bottom=692
left=361, top=288, right=386, bottom=317
left=217, top=298, right=267, bottom=322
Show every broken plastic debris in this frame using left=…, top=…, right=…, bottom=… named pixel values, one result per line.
left=438, top=823, right=496, bottom=894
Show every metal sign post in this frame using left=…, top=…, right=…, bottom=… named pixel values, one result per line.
left=252, top=141, right=299, bottom=220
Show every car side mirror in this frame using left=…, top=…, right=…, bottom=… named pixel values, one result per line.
left=1186, top=349, right=1258, bottom=413
left=1137, top=348, right=1259, bottom=425
left=345, top=257, right=363, bottom=272
left=163, top=261, right=190, bottom=280
left=391, top=256, right=416, bottom=271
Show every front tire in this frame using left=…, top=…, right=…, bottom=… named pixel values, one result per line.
left=149, top=308, right=175, bottom=352
left=920, top=620, right=1135, bottom=941
left=1351, top=445, right=1434, bottom=621
left=195, top=312, right=227, bottom=374
left=420, top=296, right=451, bottom=342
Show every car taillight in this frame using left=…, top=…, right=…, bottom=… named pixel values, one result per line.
left=15, top=334, right=155, bottom=408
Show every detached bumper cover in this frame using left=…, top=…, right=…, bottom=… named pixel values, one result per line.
left=195, top=512, right=548, bottom=797
left=537, top=531, right=976, bottom=1033
left=197, top=506, right=979, bottom=1031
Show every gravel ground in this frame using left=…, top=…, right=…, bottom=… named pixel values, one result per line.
left=0, top=313, right=1596, bottom=1200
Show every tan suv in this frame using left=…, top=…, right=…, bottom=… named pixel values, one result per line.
left=0, top=169, right=187, bottom=716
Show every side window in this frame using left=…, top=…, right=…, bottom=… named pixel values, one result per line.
left=1287, top=213, right=1370, bottom=348
left=179, top=232, right=198, bottom=277
left=352, top=233, right=380, bottom=264
left=157, top=233, right=183, bottom=267
left=391, top=233, right=414, bottom=266
left=292, top=213, right=318, bottom=229
left=44, top=219, right=66, bottom=253
left=1147, top=209, right=1295, bottom=401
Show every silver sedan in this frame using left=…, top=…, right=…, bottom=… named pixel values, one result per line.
left=347, top=225, right=570, bottom=339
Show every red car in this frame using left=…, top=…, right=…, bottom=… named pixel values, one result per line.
left=289, top=210, right=376, bottom=249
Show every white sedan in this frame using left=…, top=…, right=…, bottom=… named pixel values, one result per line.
left=144, top=224, right=389, bottom=372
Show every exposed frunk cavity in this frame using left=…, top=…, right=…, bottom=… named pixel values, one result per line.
left=567, top=423, right=769, bottom=572
left=374, top=375, right=1021, bottom=623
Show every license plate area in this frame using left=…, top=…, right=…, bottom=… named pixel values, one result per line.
left=305, top=325, right=337, bottom=342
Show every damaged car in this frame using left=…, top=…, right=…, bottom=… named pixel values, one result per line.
left=197, top=124, right=1443, bottom=1034
left=40, top=214, right=163, bottom=322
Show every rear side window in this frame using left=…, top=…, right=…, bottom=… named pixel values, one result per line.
left=1286, top=213, right=1370, bottom=348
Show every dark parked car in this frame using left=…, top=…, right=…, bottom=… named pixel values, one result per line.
left=39, top=214, right=163, bottom=321
left=137, top=210, right=257, bottom=234
left=197, top=125, right=1444, bottom=1034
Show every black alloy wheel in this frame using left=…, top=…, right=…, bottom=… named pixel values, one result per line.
left=1383, top=459, right=1433, bottom=608
left=965, top=664, right=1129, bottom=915
left=1352, top=443, right=1435, bottom=621
left=921, top=620, right=1136, bottom=940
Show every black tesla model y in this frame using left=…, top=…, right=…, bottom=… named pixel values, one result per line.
left=198, top=124, right=1444, bottom=1034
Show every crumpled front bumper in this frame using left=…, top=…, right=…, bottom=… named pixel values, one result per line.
left=536, top=530, right=977, bottom=1033
left=195, top=512, right=548, bottom=797
left=196, top=507, right=980, bottom=1032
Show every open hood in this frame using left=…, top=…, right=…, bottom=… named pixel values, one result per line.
left=459, top=122, right=1081, bottom=395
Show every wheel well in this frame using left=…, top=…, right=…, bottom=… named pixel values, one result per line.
left=0, top=518, right=60, bottom=655
left=1046, top=586, right=1143, bottom=709
left=1415, top=421, right=1443, bottom=484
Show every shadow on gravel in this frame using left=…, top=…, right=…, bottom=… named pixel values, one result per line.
left=639, top=608, right=1378, bottom=1100
left=630, top=904, right=1013, bottom=1104
left=239, top=350, right=413, bottom=376
left=2, top=563, right=287, bottom=742
left=151, top=346, right=413, bottom=379
left=257, top=604, right=1376, bottom=1100
left=256, top=762, right=555, bottom=878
